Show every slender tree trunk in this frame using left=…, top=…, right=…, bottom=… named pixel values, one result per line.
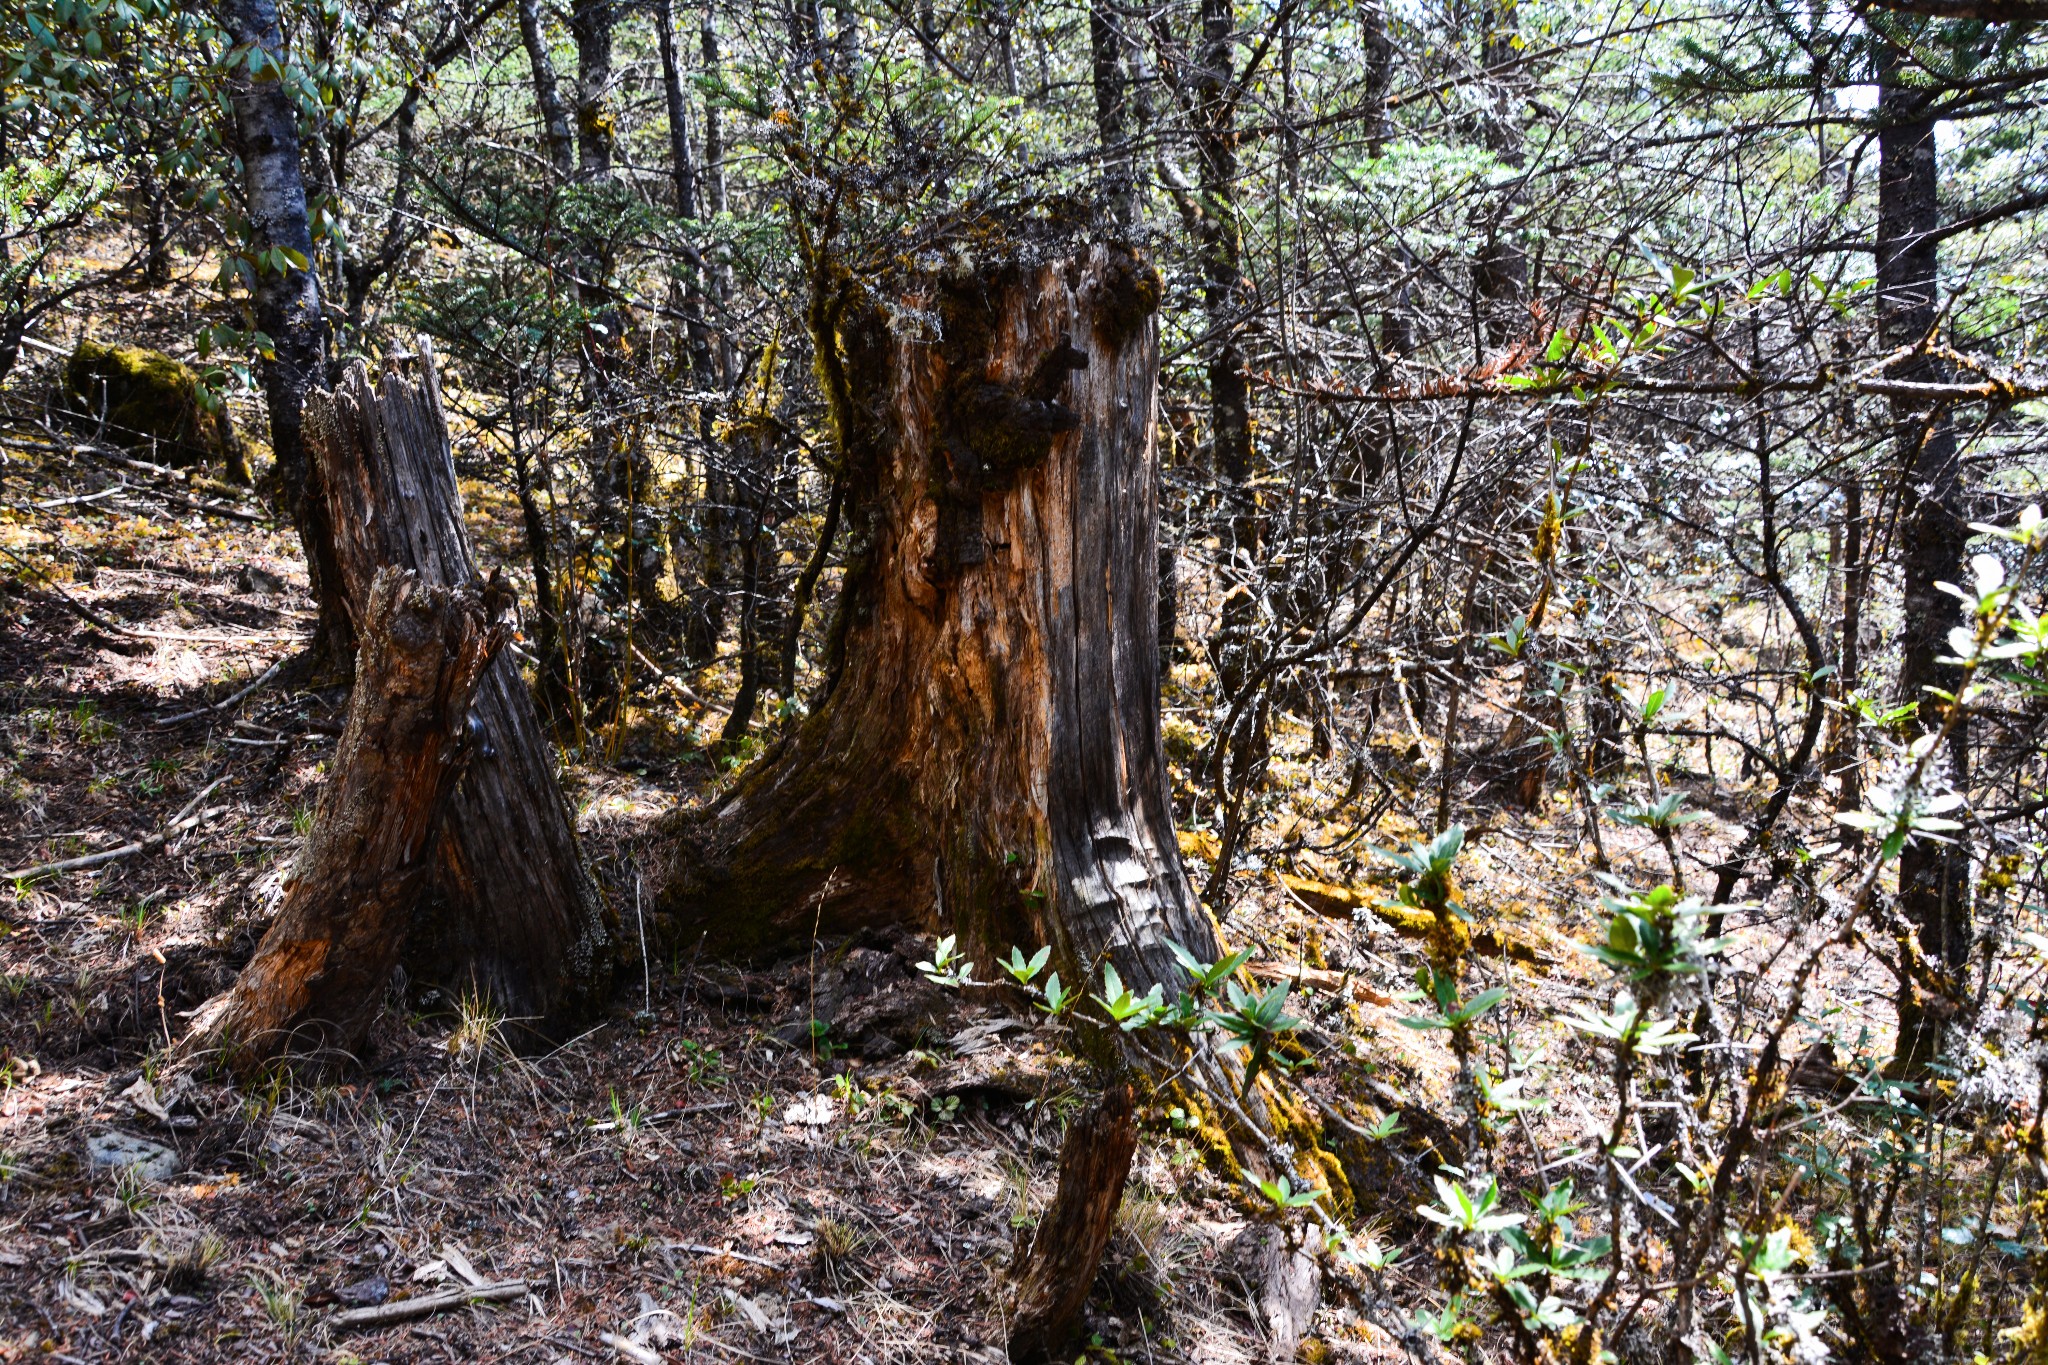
left=1472, top=0, right=1527, bottom=350
left=1090, top=0, right=1133, bottom=225
left=308, top=348, right=616, bottom=1035
left=656, top=0, right=698, bottom=219
left=917, top=0, right=937, bottom=71
left=995, top=0, right=1019, bottom=96
left=670, top=12, right=735, bottom=666
left=1877, top=36, right=1972, bottom=1075
left=512, top=419, right=576, bottom=733
left=139, top=160, right=172, bottom=288
left=787, top=0, right=822, bottom=74
left=0, top=115, right=20, bottom=384
left=658, top=243, right=1208, bottom=995
left=188, top=569, right=504, bottom=1072
left=779, top=476, right=843, bottom=699
left=656, top=0, right=719, bottom=423
left=701, top=13, right=734, bottom=383
left=221, top=0, right=351, bottom=665
left=342, top=85, right=421, bottom=332
left=565, top=0, right=646, bottom=702
left=570, top=0, right=615, bottom=183
left=516, top=0, right=576, bottom=181
left=1362, top=0, right=1411, bottom=373
left=1194, top=0, right=1259, bottom=725
left=1831, top=475, right=1866, bottom=818
left=718, top=495, right=764, bottom=748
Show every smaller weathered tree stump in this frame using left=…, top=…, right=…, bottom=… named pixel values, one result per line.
left=187, top=569, right=504, bottom=1072
left=1008, top=1083, right=1137, bottom=1363
left=1232, top=1224, right=1322, bottom=1363
left=309, top=345, right=613, bottom=1032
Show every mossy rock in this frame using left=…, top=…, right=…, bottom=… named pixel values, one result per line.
left=61, top=340, right=249, bottom=482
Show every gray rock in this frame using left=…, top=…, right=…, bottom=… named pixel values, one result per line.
left=86, top=1130, right=179, bottom=1182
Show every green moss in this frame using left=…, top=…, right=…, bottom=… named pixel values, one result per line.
left=1165, top=1082, right=1244, bottom=1188
left=1087, top=250, right=1163, bottom=348
left=1264, top=1084, right=1355, bottom=1219
left=62, top=340, right=248, bottom=482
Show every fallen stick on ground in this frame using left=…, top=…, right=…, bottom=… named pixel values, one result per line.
left=2, top=777, right=230, bottom=882
left=0, top=544, right=299, bottom=644
left=1246, top=959, right=1396, bottom=1006
left=35, top=483, right=127, bottom=509
left=630, top=642, right=716, bottom=711
left=584, top=1099, right=737, bottom=1132
left=598, top=1333, right=662, bottom=1364
left=669, top=1242, right=780, bottom=1270
left=329, top=1279, right=529, bottom=1330
left=156, top=656, right=291, bottom=726
left=688, top=1336, right=782, bottom=1364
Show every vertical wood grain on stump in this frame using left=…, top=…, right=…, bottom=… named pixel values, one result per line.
left=1233, top=1224, right=1322, bottom=1363
left=659, top=243, right=1210, bottom=998
left=306, top=347, right=613, bottom=1033
left=189, top=570, right=502, bottom=1069
left=1008, top=1083, right=1137, bottom=1363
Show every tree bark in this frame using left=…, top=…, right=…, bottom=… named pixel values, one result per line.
left=701, top=14, right=734, bottom=382
left=517, top=0, right=577, bottom=181
left=658, top=242, right=1210, bottom=995
left=1089, top=0, right=1134, bottom=226
left=189, top=569, right=503, bottom=1072
left=655, top=0, right=698, bottom=220
left=1876, top=34, right=1973, bottom=1075
left=221, top=0, right=351, bottom=665
left=1195, top=0, right=1255, bottom=575
left=1234, top=1224, right=1322, bottom=1363
left=1008, top=1084, right=1137, bottom=1363
left=1472, top=0, right=1528, bottom=350
left=307, top=346, right=615, bottom=1035
left=569, top=0, right=615, bottom=184
left=1829, top=474, right=1867, bottom=818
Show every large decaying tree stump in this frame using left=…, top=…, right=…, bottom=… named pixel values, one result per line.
left=658, top=241, right=1214, bottom=997
left=306, top=348, right=614, bottom=1033
left=189, top=570, right=503, bottom=1068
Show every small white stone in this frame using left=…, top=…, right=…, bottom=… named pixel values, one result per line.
left=86, top=1131, right=179, bottom=1182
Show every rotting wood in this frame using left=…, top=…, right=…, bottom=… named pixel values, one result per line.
left=185, top=568, right=503, bottom=1072
left=305, top=344, right=614, bottom=1035
left=1245, top=960, right=1394, bottom=1006
left=1233, top=1224, right=1321, bottom=1364
left=1007, top=1082, right=1138, bottom=1364
left=329, top=1279, right=529, bottom=1330
left=1248, top=850, right=1552, bottom=967
left=658, top=241, right=1210, bottom=1001
left=652, top=235, right=1319, bottom=1236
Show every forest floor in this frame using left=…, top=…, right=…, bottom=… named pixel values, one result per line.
left=0, top=376, right=1895, bottom=1364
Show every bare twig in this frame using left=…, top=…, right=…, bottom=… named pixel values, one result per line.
left=156, top=656, right=292, bottom=726
left=0, top=543, right=297, bottom=643
left=328, top=1279, right=528, bottom=1330
left=630, top=642, right=714, bottom=709
left=3, top=777, right=231, bottom=882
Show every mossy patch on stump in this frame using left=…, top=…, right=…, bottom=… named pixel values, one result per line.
left=61, top=339, right=249, bottom=482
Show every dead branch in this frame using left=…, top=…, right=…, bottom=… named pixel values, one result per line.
left=155, top=656, right=293, bottom=726
left=2, top=777, right=232, bottom=882
left=328, top=1279, right=528, bottom=1330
